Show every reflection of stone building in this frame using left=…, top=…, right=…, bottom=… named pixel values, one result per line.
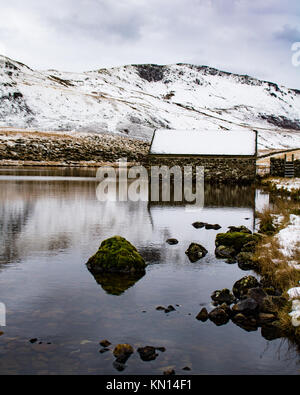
left=148, top=129, right=258, bottom=183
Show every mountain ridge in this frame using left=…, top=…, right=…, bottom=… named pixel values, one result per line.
left=0, top=54, right=299, bottom=152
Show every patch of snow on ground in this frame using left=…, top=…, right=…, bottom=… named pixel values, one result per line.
left=273, top=178, right=300, bottom=192
left=277, top=215, right=300, bottom=257
left=276, top=214, right=300, bottom=327
left=289, top=299, right=300, bottom=327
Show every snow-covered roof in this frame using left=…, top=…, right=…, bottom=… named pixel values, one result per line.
left=149, top=129, right=257, bottom=156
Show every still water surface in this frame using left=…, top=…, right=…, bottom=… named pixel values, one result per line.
left=0, top=167, right=299, bottom=374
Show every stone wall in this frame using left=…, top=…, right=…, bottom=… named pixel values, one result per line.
left=145, top=156, right=257, bottom=184
left=270, top=158, right=300, bottom=177
left=0, top=133, right=149, bottom=164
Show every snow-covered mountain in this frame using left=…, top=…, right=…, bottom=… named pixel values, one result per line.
left=0, top=55, right=299, bottom=152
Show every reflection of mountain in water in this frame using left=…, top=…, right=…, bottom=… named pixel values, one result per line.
left=89, top=272, right=145, bottom=296
left=0, top=199, right=34, bottom=265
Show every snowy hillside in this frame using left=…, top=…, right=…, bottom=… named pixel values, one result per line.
left=0, top=55, right=299, bottom=152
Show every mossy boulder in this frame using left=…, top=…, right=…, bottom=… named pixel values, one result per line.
left=237, top=252, right=259, bottom=271
left=227, top=226, right=252, bottom=234
left=232, top=276, right=260, bottom=299
left=215, top=245, right=236, bottom=259
left=86, top=236, right=146, bottom=274
left=211, top=288, right=236, bottom=305
left=215, top=232, right=260, bottom=254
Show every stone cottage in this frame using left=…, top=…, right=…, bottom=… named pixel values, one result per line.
left=148, top=129, right=258, bottom=183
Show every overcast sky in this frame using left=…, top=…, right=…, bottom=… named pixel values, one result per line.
left=0, top=0, right=299, bottom=88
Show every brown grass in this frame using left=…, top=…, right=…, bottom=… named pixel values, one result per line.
left=254, top=199, right=300, bottom=339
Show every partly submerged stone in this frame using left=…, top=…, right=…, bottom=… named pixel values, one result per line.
left=185, top=243, right=208, bottom=262
left=208, top=306, right=230, bottom=326
left=211, top=289, right=236, bottom=305
left=215, top=245, right=236, bottom=259
left=166, top=238, right=179, bottom=245
left=137, top=346, right=159, bottom=361
left=113, top=344, right=134, bottom=363
left=236, top=252, right=259, bottom=271
left=227, top=226, right=252, bottom=234
left=192, top=222, right=206, bottom=229
left=196, top=308, right=208, bottom=322
left=232, top=298, right=259, bottom=316
left=232, top=276, right=260, bottom=299
left=205, top=223, right=222, bottom=230
left=86, top=236, right=146, bottom=274
left=246, top=287, right=268, bottom=307
left=215, top=232, right=260, bottom=255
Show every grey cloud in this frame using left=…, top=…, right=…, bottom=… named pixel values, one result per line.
left=274, top=25, right=300, bottom=43
left=0, top=0, right=299, bottom=88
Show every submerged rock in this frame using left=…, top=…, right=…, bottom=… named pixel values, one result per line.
left=86, top=236, right=146, bottom=274
left=185, top=243, right=208, bottom=262
left=232, top=276, right=260, bottom=299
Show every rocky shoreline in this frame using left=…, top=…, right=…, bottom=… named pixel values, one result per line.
left=0, top=130, right=150, bottom=166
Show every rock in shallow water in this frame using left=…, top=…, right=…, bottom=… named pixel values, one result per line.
left=185, top=243, right=208, bottom=262
left=113, top=344, right=134, bottom=363
left=211, top=289, right=236, bottom=305
left=137, top=346, right=158, bottom=361
left=232, top=276, right=260, bottom=299
left=86, top=236, right=146, bottom=274
left=232, top=298, right=259, bottom=316
left=166, top=238, right=179, bottom=245
left=227, top=226, right=252, bottom=234
left=215, top=232, right=260, bottom=255
left=215, top=245, right=236, bottom=259
left=237, top=252, right=259, bottom=271
left=196, top=308, right=208, bottom=321
left=208, top=307, right=230, bottom=326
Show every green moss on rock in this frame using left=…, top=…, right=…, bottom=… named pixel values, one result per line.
left=86, top=236, right=146, bottom=274
left=215, top=232, right=260, bottom=254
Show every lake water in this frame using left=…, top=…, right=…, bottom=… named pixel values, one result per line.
left=0, top=167, right=299, bottom=375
